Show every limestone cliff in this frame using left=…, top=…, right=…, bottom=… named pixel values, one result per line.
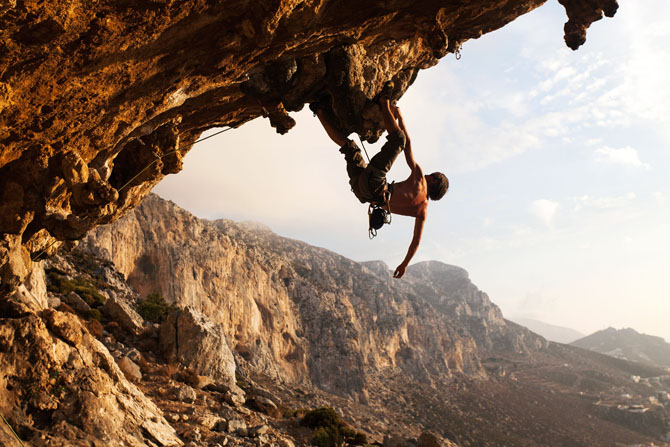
left=4, top=194, right=665, bottom=447
left=79, top=194, right=546, bottom=401
left=0, top=0, right=618, bottom=295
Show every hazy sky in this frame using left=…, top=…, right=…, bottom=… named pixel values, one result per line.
left=155, top=1, right=670, bottom=341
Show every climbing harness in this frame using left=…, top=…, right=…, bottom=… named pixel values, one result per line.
left=30, top=126, right=233, bottom=262
left=360, top=138, right=393, bottom=239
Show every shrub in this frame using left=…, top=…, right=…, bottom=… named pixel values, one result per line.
left=351, top=432, right=367, bottom=445
left=312, top=427, right=336, bottom=447
left=47, top=271, right=106, bottom=307
left=86, top=319, right=104, bottom=338
left=136, top=292, right=177, bottom=323
left=73, top=279, right=106, bottom=307
left=84, top=308, right=103, bottom=321
left=303, top=407, right=368, bottom=447
left=303, top=407, right=340, bottom=428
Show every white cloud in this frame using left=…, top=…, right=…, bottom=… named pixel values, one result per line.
left=530, top=199, right=559, bottom=229
left=594, top=146, right=650, bottom=170
left=573, top=193, right=637, bottom=211
left=538, top=66, right=577, bottom=92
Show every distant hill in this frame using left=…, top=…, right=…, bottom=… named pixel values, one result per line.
left=511, top=317, right=585, bottom=344
left=571, top=327, right=670, bottom=368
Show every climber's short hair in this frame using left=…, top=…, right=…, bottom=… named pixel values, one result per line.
left=427, top=172, right=449, bottom=201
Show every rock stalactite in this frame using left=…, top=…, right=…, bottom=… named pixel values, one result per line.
left=1, top=0, right=617, bottom=294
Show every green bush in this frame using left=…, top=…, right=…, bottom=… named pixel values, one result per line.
left=303, top=407, right=340, bottom=428
left=351, top=432, right=368, bottom=445
left=136, top=292, right=177, bottom=323
left=312, top=427, right=337, bottom=447
left=47, top=272, right=106, bottom=307
left=302, top=407, right=367, bottom=447
left=84, top=308, right=103, bottom=321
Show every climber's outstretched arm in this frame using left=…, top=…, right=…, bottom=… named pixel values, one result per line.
left=393, top=212, right=426, bottom=278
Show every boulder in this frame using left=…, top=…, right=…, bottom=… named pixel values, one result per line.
left=419, top=432, right=442, bottom=447
left=224, top=385, right=247, bottom=407
left=174, top=384, right=197, bottom=403
left=47, top=295, right=61, bottom=308
left=63, top=290, right=90, bottom=313
left=248, top=395, right=281, bottom=418
left=197, top=413, right=224, bottom=430
left=249, top=424, right=269, bottom=437
left=117, top=356, right=142, bottom=382
left=159, top=307, right=237, bottom=388
left=101, top=291, right=145, bottom=335
left=227, top=419, right=247, bottom=435
left=278, top=438, right=296, bottom=447
left=213, top=419, right=229, bottom=432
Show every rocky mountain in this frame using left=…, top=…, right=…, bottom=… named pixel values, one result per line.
left=511, top=317, right=585, bottom=344
left=79, top=194, right=546, bottom=401
left=0, top=0, right=618, bottom=297
left=572, top=327, right=670, bottom=368
left=3, top=193, right=670, bottom=446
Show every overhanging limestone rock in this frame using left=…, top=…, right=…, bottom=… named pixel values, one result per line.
left=0, top=0, right=618, bottom=295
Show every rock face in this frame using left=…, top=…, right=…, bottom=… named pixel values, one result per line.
left=0, top=0, right=618, bottom=295
left=81, top=194, right=547, bottom=400
left=0, top=295, right=181, bottom=446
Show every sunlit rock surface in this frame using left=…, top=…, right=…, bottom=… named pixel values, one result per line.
left=80, top=194, right=547, bottom=400
left=0, top=0, right=616, bottom=294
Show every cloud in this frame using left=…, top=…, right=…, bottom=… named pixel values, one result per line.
left=594, top=146, right=650, bottom=170
left=573, top=193, right=637, bottom=211
left=529, top=199, right=559, bottom=229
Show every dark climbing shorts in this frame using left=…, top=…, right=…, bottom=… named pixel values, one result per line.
left=339, top=130, right=406, bottom=204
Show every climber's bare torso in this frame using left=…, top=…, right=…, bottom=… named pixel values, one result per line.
left=388, top=166, right=428, bottom=218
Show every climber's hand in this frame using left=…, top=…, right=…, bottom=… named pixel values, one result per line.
left=393, top=263, right=407, bottom=279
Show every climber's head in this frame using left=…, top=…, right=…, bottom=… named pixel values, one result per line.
left=426, top=172, right=449, bottom=201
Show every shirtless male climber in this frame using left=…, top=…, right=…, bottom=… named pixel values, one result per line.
left=313, top=96, right=449, bottom=279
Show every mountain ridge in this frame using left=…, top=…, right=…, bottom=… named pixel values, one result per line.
left=511, top=317, right=585, bottom=344
left=572, top=327, right=670, bottom=368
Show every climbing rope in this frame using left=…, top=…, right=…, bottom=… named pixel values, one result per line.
left=30, top=126, right=233, bottom=262
left=1, top=415, right=26, bottom=447
left=116, top=126, right=233, bottom=193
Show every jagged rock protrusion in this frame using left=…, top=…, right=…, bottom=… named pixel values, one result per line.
left=558, top=0, right=619, bottom=50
